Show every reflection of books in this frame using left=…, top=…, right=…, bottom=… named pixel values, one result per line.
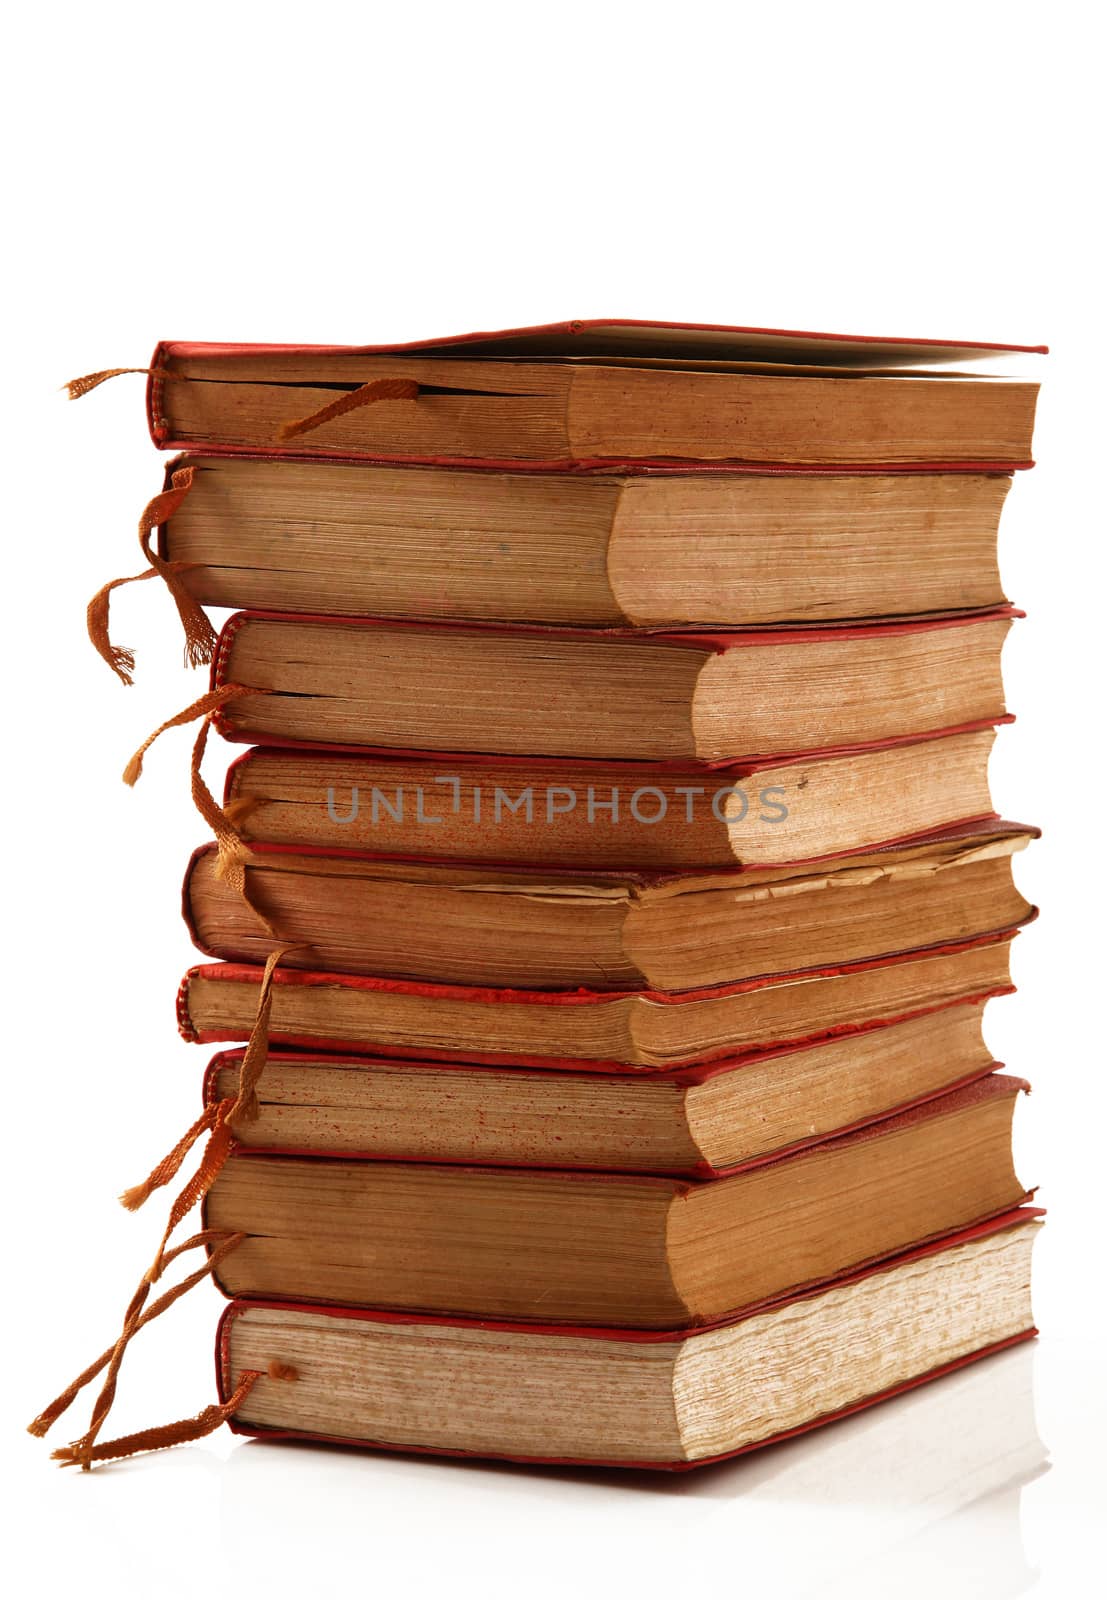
left=824, top=1480, right=1037, bottom=1600
left=711, top=1341, right=1046, bottom=1598
left=732, top=1334, right=1045, bottom=1510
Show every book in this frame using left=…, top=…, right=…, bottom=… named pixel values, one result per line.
left=179, top=932, right=1016, bottom=1070
left=204, top=1075, right=1028, bottom=1325
left=184, top=824, right=1034, bottom=989
left=225, top=737, right=1014, bottom=869
left=211, top=610, right=1015, bottom=762
left=203, top=993, right=1000, bottom=1175
left=216, top=1210, right=1040, bottom=1469
left=160, top=453, right=1014, bottom=627
left=145, top=321, right=1040, bottom=467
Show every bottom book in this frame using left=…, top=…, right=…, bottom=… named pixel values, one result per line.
left=218, top=1208, right=1040, bottom=1470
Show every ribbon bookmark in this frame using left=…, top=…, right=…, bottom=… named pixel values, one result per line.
left=28, top=649, right=308, bottom=1466
left=51, top=1369, right=268, bottom=1468
left=27, top=1230, right=244, bottom=1441
left=123, top=684, right=285, bottom=938
left=64, top=367, right=162, bottom=400
left=279, top=375, right=420, bottom=441
left=121, top=682, right=257, bottom=788
left=87, top=465, right=217, bottom=683
left=30, top=945, right=301, bottom=1469
left=51, top=1362, right=299, bottom=1468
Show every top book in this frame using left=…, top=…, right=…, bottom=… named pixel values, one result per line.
left=144, top=318, right=1043, bottom=469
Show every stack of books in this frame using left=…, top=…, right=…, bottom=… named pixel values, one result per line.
left=66, top=320, right=1048, bottom=1469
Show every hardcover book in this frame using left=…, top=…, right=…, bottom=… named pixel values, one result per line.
left=158, top=453, right=1015, bottom=627
left=178, top=932, right=1017, bottom=1070
left=183, top=824, right=1034, bottom=989
left=203, top=994, right=1001, bottom=1176
left=210, top=609, right=1016, bottom=762
left=224, top=739, right=1015, bottom=869
left=144, top=319, right=1041, bottom=468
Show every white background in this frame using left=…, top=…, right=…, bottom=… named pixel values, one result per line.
left=3, top=3, right=1103, bottom=1596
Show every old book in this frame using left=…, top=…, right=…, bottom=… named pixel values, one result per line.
left=225, top=736, right=1012, bottom=869
left=145, top=321, right=1040, bottom=466
left=204, top=1075, right=1029, bottom=1325
left=179, top=931, right=1016, bottom=1070
left=204, top=994, right=1000, bottom=1175
left=217, top=1211, right=1040, bottom=1466
left=212, top=610, right=1015, bottom=762
left=184, top=825, right=1034, bottom=989
left=160, top=454, right=1013, bottom=627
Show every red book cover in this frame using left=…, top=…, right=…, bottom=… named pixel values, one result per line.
left=180, top=826, right=1037, bottom=1003
left=209, top=604, right=1021, bottom=764
left=148, top=317, right=1045, bottom=471
left=177, top=927, right=1019, bottom=1072
left=222, top=744, right=1032, bottom=879
left=200, top=991, right=1005, bottom=1179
